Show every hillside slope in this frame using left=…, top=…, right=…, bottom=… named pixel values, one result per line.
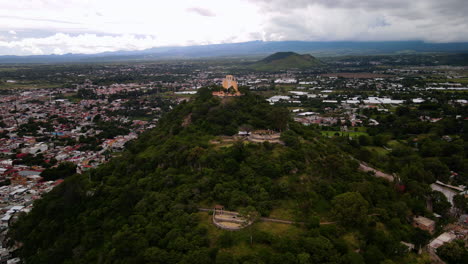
left=250, top=52, right=323, bottom=71
left=9, top=89, right=429, bottom=264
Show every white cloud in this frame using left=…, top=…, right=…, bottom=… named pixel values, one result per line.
left=0, top=0, right=467, bottom=55
left=186, top=7, right=216, bottom=17
left=8, top=30, right=16, bottom=35
left=0, top=33, right=160, bottom=55
left=0, top=0, right=263, bottom=55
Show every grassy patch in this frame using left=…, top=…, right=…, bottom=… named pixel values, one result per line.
left=221, top=242, right=272, bottom=257
left=213, top=143, right=234, bottom=149
left=195, top=211, right=305, bottom=257
left=0, top=82, right=62, bottom=90
left=0, top=68, right=27, bottom=72
left=387, top=140, right=406, bottom=149
left=268, top=200, right=298, bottom=220
left=375, top=222, right=389, bottom=233
left=363, top=146, right=389, bottom=155
left=313, top=197, right=332, bottom=216
left=342, top=232, right=360, bottom=250
left=255, top=221, right=303, bottom=238
left=397, top=253, right=432, bottom=264
left=352, top=127, right=367, bottom=132
left=194, top=212, right=222, bottom=247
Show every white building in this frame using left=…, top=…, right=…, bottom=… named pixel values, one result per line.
left=267, top=96, right=291, bottom=104
left=274, top=78, right=296, bottom=84
left=363, top=97, right=404, bottom=104
left=428, top=232, right=456, bottom=253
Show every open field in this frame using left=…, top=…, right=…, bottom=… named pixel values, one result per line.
left=0, top=82, right=62, bottom=90
left=267, top=200, right=298, bottom=220
left=320, top=73, right=394, bottom=78
left=195, top=211, right=304, bottom=257
left=364, top=146, right=389, bottom=155
left=0, top=67, right=28, bottom=72
left=426, top=78, right=468, bottom=84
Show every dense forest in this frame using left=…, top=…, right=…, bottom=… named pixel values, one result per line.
left=10, top=89, right=438, bottom=263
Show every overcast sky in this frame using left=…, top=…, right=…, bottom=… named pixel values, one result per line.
left=0, top=0, right=467, bottom=55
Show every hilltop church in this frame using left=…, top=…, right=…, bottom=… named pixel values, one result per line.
left=212, top=75, right=242, bottom=97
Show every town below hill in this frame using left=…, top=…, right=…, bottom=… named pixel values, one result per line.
left=0, top=53, right=466, bottom=264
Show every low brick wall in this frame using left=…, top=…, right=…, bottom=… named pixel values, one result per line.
left=212, top=210, right=251, bottom=231
left=212, top=219, right=245, bottom=231
left=214, top=215, right=246, bottom=224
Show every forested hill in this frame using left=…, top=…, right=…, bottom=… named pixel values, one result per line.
left=10, top=89, right=431, bottom=263
left=250, top=52, right=323, bottom=71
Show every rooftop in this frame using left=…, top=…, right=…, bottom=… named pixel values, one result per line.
left=429, top=232, right=456, bottom=249
left=413, top=216, right=435, bottom=226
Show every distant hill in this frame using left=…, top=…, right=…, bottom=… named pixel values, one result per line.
left=250, top=52, right=323, bottom=71
left=1, top=40, right=468, bottom=63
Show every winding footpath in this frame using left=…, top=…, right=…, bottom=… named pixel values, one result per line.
left=358, top=162, right=394, bottom=181
left=198, top=208, right=336, bottom=226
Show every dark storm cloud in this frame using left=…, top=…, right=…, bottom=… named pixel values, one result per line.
left=252, top=0, right=468, bottom=20
left=186, top=7, right=216, bottom=17
left=249, top=0, right=468, bottom=42
left=251, top=0, right=467, bottom=13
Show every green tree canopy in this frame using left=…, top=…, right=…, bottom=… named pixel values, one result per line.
left=332, top=192, right=369, bottom=227
left=437, top=240, right=468, bottom=264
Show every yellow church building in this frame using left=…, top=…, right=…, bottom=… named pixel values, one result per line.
left=213, top=75, right=242, bottom=97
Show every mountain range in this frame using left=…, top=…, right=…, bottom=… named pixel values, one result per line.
left=1, top=40, right=468, bottom=63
